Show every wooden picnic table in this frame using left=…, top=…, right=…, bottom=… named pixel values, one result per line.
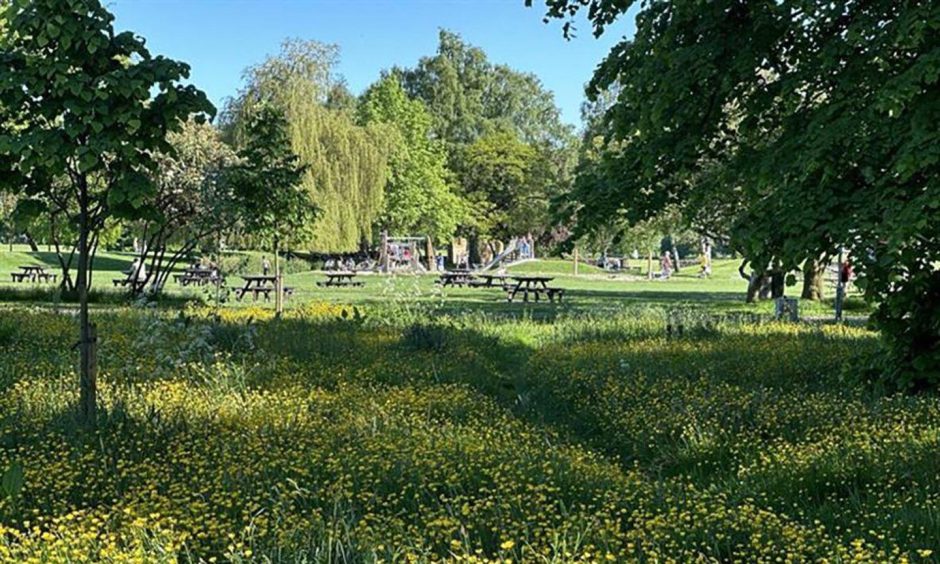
left=11, top=265, right=56, bottom=283
left=317, top=271, right=363, bottom=288
left=236, top=275, right=275, bottom=301
left=438, top=271, right=475, bottom=287
left=175, top=267, right=222, bottom=286
left=112, top=277, right=146, bottom=291
left=506, top=275, right=565, bottom=303
left=235, top=275, right=294, bottom=302
left=470, top=273, right=511, bottom=288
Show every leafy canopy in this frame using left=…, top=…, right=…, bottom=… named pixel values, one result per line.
left=539, top=0, right=940, bottom=384
left=0, top=0, right=214, bottom=224
left=359, top=74, right=467, bottom=242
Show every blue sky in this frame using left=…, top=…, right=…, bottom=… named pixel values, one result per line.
left=108, top=0, right=633, bottom=128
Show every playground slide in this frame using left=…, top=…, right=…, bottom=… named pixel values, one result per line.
left=479, top=238, right=518, bottom=272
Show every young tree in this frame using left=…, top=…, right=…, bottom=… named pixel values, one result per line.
left=131, top=119, right=238, bottom=294
left=0, top=0, right=213, bottom=423
left=227, top=104, right=316, bottom=315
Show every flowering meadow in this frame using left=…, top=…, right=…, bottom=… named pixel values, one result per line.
left=0, top=303, right=938, bottom=562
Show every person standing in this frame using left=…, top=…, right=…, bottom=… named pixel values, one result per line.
left=660, top=252, right=673, bottom=279
left=262, top=256, right=271, bottom=276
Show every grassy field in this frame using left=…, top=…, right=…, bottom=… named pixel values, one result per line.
left=1, top=301, right=937, bottom=562
left=0, top=246, right=866, bottom=320
left=0, top=246, right=907, bottom=561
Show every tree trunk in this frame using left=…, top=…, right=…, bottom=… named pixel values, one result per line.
left=425, top=237, right=434, bottom=271
left=24, top=231, right=39, bottom=252
left=468, top=232, right=481, bottom=267
left=770, top=269, right=785, bottom=299
left=76, top=196, right=96, bottom=426
left=801, top=259, right=825, bottom=300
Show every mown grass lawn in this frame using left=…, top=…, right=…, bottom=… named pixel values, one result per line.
left=0, top=245, right=869, bottom=323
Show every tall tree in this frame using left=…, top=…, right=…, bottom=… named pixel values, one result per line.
left=456, top=131, right=542, bottom=241
left=400, top=30, right=577, bottom=249
left=0, top=0, right=213, bottom=422
left=536, top=0, right=940, bottom=384
left=401, top=30, right=573, bottom=149
left=224, top=39, right=390, bottom=253
left=359, top=74, right=467, bottom=242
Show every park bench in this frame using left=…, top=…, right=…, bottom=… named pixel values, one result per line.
left=545, top=288, right=565, bottom=302
left=234, top=286, right=294, bottom=302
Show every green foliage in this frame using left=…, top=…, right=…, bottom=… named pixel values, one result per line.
left=455, top=131, right=564, bottom=240
left=224, top=40, right=390, bottom=252
left=401, top=30, right=573, bottom=148
left=544, top=0, right=940, bottom=383
left=1, top=462, right=23, bottom=500
left=358, top=75, right=468, bottom=242
left=400, top=30, right=577, bottom=242
left=227, top=104, right=316, bottom=248
left=0, top=0, right=213, bottom=223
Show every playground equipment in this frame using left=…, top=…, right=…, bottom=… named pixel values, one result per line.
left=477, top=237, right=537, bottom=272
left=379, top=232, right=434, bottom=273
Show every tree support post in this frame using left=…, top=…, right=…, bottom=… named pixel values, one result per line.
left=835, top=248, right=845, bottom=322
left=274, top=237, right=283, bottom=317
left=79, top=323, right=97, bottom=424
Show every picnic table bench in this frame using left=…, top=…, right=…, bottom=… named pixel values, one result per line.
left=112, top=277, right=147, bottom=291
left=174, top=267, right=223, bottom=286
left=468, top=273, right=511, bottom=289
left=11, top=265, right=57, bottom=283
left=437, top=270, right=475, bottom=287
left=235, top=275, right=294, bottom=302
left=317, top=271, right=363, bottom=287
left=506, top=275, right=565, bottom=303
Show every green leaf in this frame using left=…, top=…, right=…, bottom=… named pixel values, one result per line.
left=1, top=462, right=24, bottom=499
left=78, top=150, right=99, bottom=173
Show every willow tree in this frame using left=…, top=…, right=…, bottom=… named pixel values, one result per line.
left=224, top=39, right=390, bottom=253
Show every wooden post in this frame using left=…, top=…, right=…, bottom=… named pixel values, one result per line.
left=215, top=234, right=222, bottom=312
left=573, top=246, right=579, bottom=276
left=81, top=323, right=97, bottom=423
left=274, top=237, right=283, bottom=317
left=835, top=247, right=845, bottom=321
left=381, top=230, right=390, bottom=273
left=425, top=237, right=434, bottom=271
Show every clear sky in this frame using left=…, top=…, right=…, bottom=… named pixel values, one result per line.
left=108, top=0, right=633, bottom=128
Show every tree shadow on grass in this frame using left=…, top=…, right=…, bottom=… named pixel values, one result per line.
left=10, top=250, right=136, bottom=273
